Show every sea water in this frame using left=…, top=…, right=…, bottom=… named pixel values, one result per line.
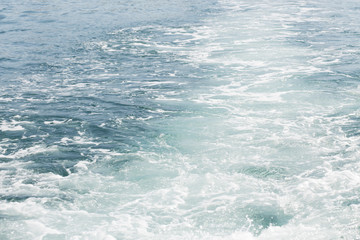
left=1, top=0, right=360, bottom=239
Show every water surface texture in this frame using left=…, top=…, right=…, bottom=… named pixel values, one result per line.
left=1, top=0, right=360, bottom=239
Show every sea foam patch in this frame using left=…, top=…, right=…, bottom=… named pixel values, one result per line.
left=1, top=0, right=360, bottom=239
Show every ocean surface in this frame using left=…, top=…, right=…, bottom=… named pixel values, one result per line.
left=1, top=0, right=360, bottom=239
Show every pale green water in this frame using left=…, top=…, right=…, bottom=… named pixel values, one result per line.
left=1, top=0, right=360, bottom=239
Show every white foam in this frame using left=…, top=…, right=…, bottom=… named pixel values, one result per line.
left=0, top=120, right=25, bottom=131
left=44, top=120, right=67, bottom=125
left=0, top=145, right=58, bottom=159
left=60, top=135, right=98, bottom=146
left=25, top=220, right=61, bottom=239
left=1, top=1, right=360, bottom=239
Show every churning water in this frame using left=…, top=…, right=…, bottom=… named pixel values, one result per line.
left=1, top=0, right=360, bottom=239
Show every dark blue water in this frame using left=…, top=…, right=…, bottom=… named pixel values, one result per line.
left=1, top=0, right=360, bottom=239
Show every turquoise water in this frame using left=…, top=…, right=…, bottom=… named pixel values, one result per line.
left=1, top=0, right=360, bottom=239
